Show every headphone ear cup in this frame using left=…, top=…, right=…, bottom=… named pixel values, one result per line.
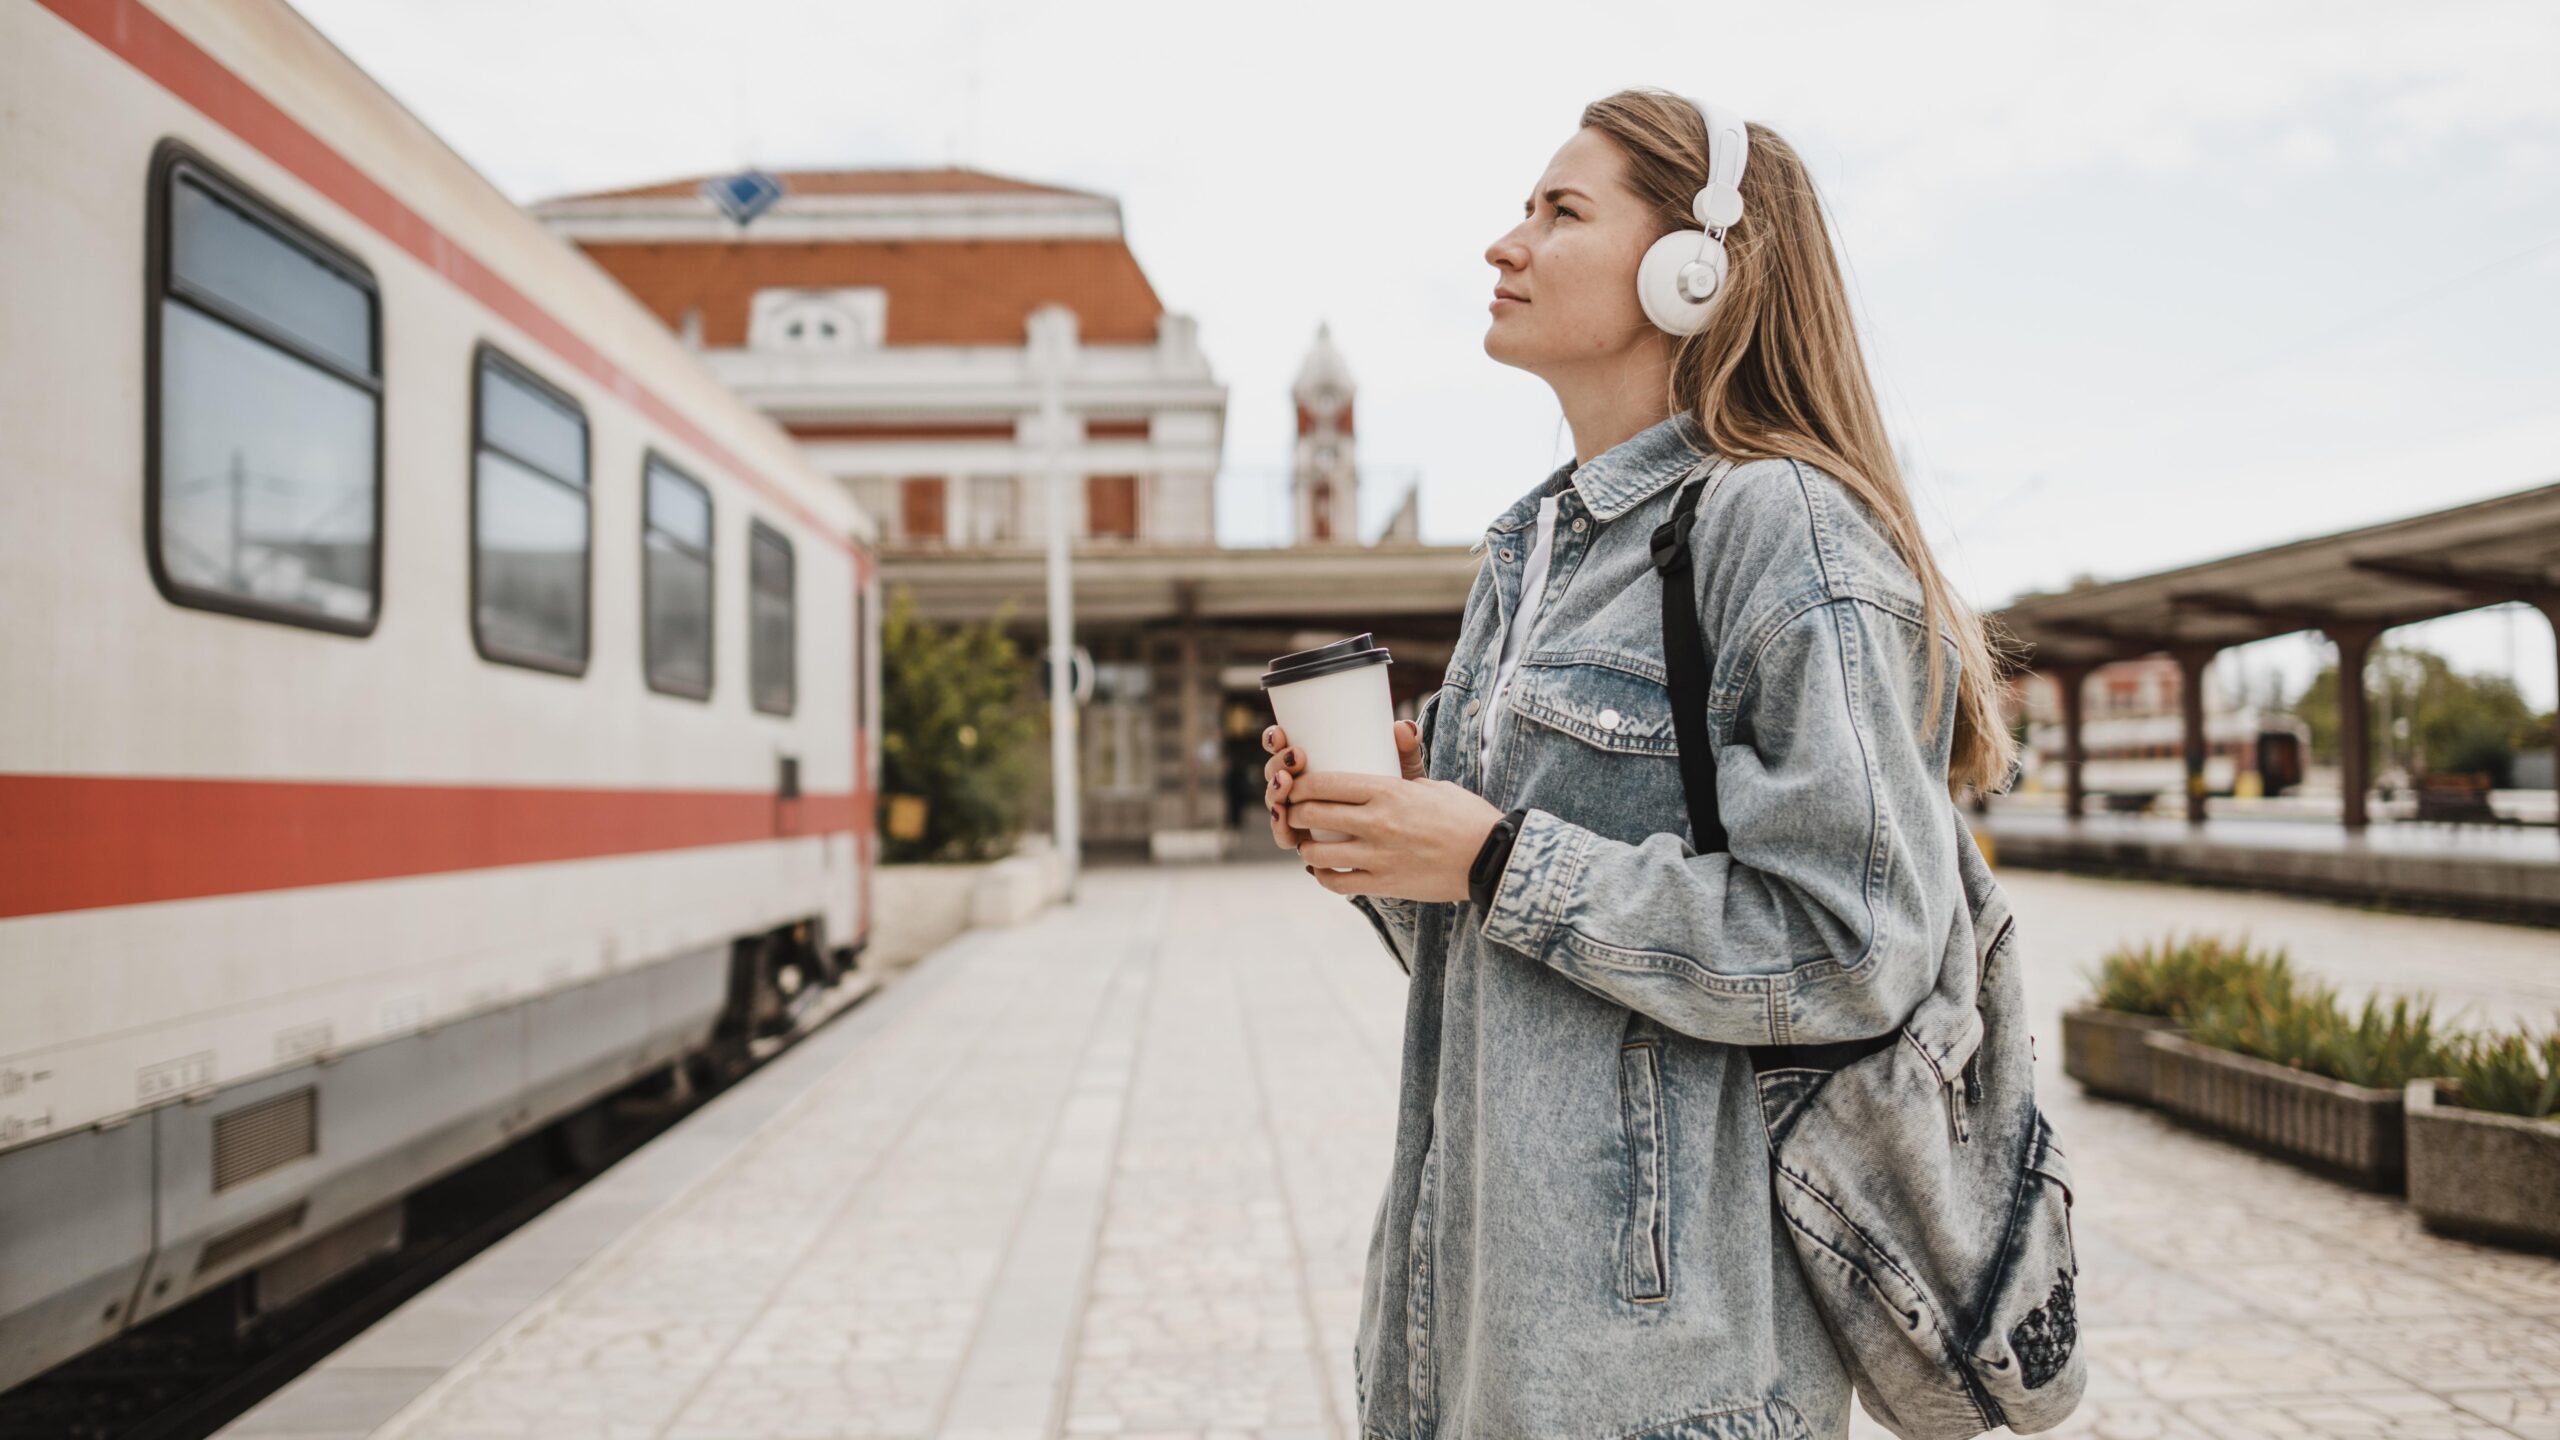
left=1638, top=228, right=1723, bottom=335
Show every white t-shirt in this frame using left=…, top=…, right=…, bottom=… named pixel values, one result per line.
left=1480, top=492, right=1563, bottom=777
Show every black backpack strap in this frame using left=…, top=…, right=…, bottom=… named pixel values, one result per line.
left=1648, top=461, right=1728, bottom=856
left=1651, top=456, right=1900, bottom=1076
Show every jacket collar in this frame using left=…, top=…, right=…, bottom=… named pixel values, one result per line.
left=1481, top=412, right=1717, bottom=545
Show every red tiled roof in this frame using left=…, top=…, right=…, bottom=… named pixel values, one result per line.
left=574, top=238, right=1166, bottom=346
left=549, top=167, right=1105, bottom=204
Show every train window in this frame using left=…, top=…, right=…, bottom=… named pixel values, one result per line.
left=748, top=521, right=796, bottom=716
left=472, top=347, right=590, bottom=672
left=643, top=454, right=713, bottom=699
left=148, top=148, right=381, bottom=633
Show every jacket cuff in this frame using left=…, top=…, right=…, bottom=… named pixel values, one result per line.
left=1348, top=891, right=1421, bottom=974
left=1476, top=805, right=1594, bottom=956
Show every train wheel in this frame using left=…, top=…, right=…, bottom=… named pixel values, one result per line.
left=547, top=1105, right=613, bottom=1174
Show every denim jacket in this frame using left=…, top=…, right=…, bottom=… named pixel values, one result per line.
left=1345, top=412, right=1965, bottom=1440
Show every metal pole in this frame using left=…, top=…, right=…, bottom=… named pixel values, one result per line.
left=2057, top=664, right=2091, bottom=821
left=1037, top=320, right=1081, bottom=900
left=2329, top=624, right=2378, bottom=833
left=2174, top=645, right=2216, bottom=827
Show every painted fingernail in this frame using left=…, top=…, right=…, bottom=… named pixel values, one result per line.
left=1304, top=864, right=1315, bottom=875
left=1283, top=749, right=1298, bottom=766
left=1270, top=805, right=1280, bottom=820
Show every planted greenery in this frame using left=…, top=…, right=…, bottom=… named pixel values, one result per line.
left=2441, top=1017, right=2560, bottom=1122
left=2085, top=933, right=2296, bottom=1023
left=2087, top=933, right=2463, bottom=1091
left=2182, top=984, right=2453, bottom=1092
left=878, top=585, right=1041, bottom=864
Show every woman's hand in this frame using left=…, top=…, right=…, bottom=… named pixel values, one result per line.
left=1263, top=719, right=1504, bottom=904
left=1264, top=718, right=1426, bottom=850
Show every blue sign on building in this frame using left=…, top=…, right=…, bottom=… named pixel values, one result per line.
left=701, top=169, right=786, bottom=227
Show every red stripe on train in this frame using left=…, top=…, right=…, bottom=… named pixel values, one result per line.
left=0, top=774, right=868, bottom=919
left=35, top=0, right=852, bottom=555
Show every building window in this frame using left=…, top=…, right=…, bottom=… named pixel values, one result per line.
left=149, top=147, right=381, bottom=632
left=472, top=347, right=590, bottom=672
left=968, top=475, right=1018, bottom=545
left=1311, top=480, right=1334, bottom=540
left=643, top=454, right=713, bottom=699
left=901, top=477, right=946, bottom=542
left=1086, top=474, right=1139, bottom=539
left=748, top=287, right=886, bottom=351
left=749, top=520, right=795, bottom=716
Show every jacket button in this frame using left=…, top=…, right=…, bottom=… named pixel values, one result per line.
left=1572, top=517, right=1588, bottom=533
left=1597, top=708, right=1622, bottom=731
left=1500, top=549, right=1515, bottom=561
left=1466, top=699, right=1481, bottom=716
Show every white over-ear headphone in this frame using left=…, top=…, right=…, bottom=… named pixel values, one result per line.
left=1636, top=96, right=1750, bottom=336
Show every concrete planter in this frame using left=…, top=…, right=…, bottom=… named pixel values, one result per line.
left=2061, top=1006, right=2180, bottom=1103
left=868, top=837, right=1065, bottom=971
left=2141, top=1030, right=2406, bottom=1191
left=2405, top=1080, right=2560, bottom=1254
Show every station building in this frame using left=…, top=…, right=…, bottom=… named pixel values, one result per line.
left=534, top=169, right=1478, bottom=857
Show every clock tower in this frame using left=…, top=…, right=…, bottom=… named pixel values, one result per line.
left=1291, top=322, right=1359, bottom=544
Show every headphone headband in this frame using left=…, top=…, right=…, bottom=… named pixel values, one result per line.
left=1690, top=96, right=1748, bottom=234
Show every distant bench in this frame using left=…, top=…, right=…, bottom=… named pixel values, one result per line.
left=2414, top=773, right=2505, bottom=825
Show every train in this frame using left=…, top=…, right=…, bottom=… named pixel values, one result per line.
left=2027, top=708, right=2311, bottom=799
left=0, top=0, right=880, bottom=1392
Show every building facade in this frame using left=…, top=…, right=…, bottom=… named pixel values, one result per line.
left=537, top=169, right=1476, bottom=856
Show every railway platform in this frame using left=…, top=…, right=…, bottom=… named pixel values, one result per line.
left=1984, top=806, right=2560, bottom=924
left=219, top=860, right=2560, bottom=1440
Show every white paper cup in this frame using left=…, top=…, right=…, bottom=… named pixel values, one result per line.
left=1262, top=632, right=1399, bottom=871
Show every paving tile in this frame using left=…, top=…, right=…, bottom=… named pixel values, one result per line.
left=222, top=863, right=2560, bottom=1440
left=2447, top=1387, right=2560, bottom=1440
left=2302, top=1313, right=2560, bottom=1389
left=2172, top=1388, right=2525, bottom=1437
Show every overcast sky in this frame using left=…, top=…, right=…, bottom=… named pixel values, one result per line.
left=292, top=0, right=2560, bottom=708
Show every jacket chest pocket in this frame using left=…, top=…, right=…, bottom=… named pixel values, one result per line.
left=1500, top=658, right=1693, bottom=846
left=1508, top=656, right=1680, bottom=754
left=1617, top=1035, right=1672, bottom=1304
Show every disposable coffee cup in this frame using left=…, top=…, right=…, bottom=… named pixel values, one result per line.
left=1262, top=632, right=1399, bottom=870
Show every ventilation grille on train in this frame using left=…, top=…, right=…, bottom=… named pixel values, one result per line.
left=211, top=1087, right=318, bottom=1192
left=197, top=1201, right=308, bottom=1276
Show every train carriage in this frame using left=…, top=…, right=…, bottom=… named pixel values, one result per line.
left=0, top=0, right=880, bottom=1390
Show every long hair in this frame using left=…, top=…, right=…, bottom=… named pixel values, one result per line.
left=1580, top=89, right=2019, bottom=796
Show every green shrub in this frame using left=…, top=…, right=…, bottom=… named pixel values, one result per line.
left=2085, top=933, right=2296, bottom=1022
left=878, top=585, right=1040, bottom=864
left=2183, top=982, right=2453, bottom=1091
left=2441, top=1017, right=2560, bottom=1122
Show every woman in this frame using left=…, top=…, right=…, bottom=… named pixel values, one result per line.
left=1260, top=90, right=2019, bottom=1440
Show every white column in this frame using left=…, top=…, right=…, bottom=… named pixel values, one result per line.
left=1030, top=306, right=1082, bottom=899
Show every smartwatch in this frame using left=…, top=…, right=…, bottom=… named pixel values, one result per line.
left=1468, top=807, right=1531, bottom=912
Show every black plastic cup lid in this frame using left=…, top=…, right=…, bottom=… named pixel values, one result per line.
left=1261, top=631, right=1392, bottom=689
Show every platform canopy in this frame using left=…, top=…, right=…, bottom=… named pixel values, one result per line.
left=877, top=541, right=1481, bottom=631
left=1994, top=479, right=2560, bottom=669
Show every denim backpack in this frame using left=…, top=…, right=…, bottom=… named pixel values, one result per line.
left=1651, top=458, right=2088, bottom=1438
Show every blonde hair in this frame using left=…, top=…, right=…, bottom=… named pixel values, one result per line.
left=1582, top=87, right=2020, bottom=795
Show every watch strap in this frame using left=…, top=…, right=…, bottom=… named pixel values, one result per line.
left=1468, top=806, right=1531, bottom=911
